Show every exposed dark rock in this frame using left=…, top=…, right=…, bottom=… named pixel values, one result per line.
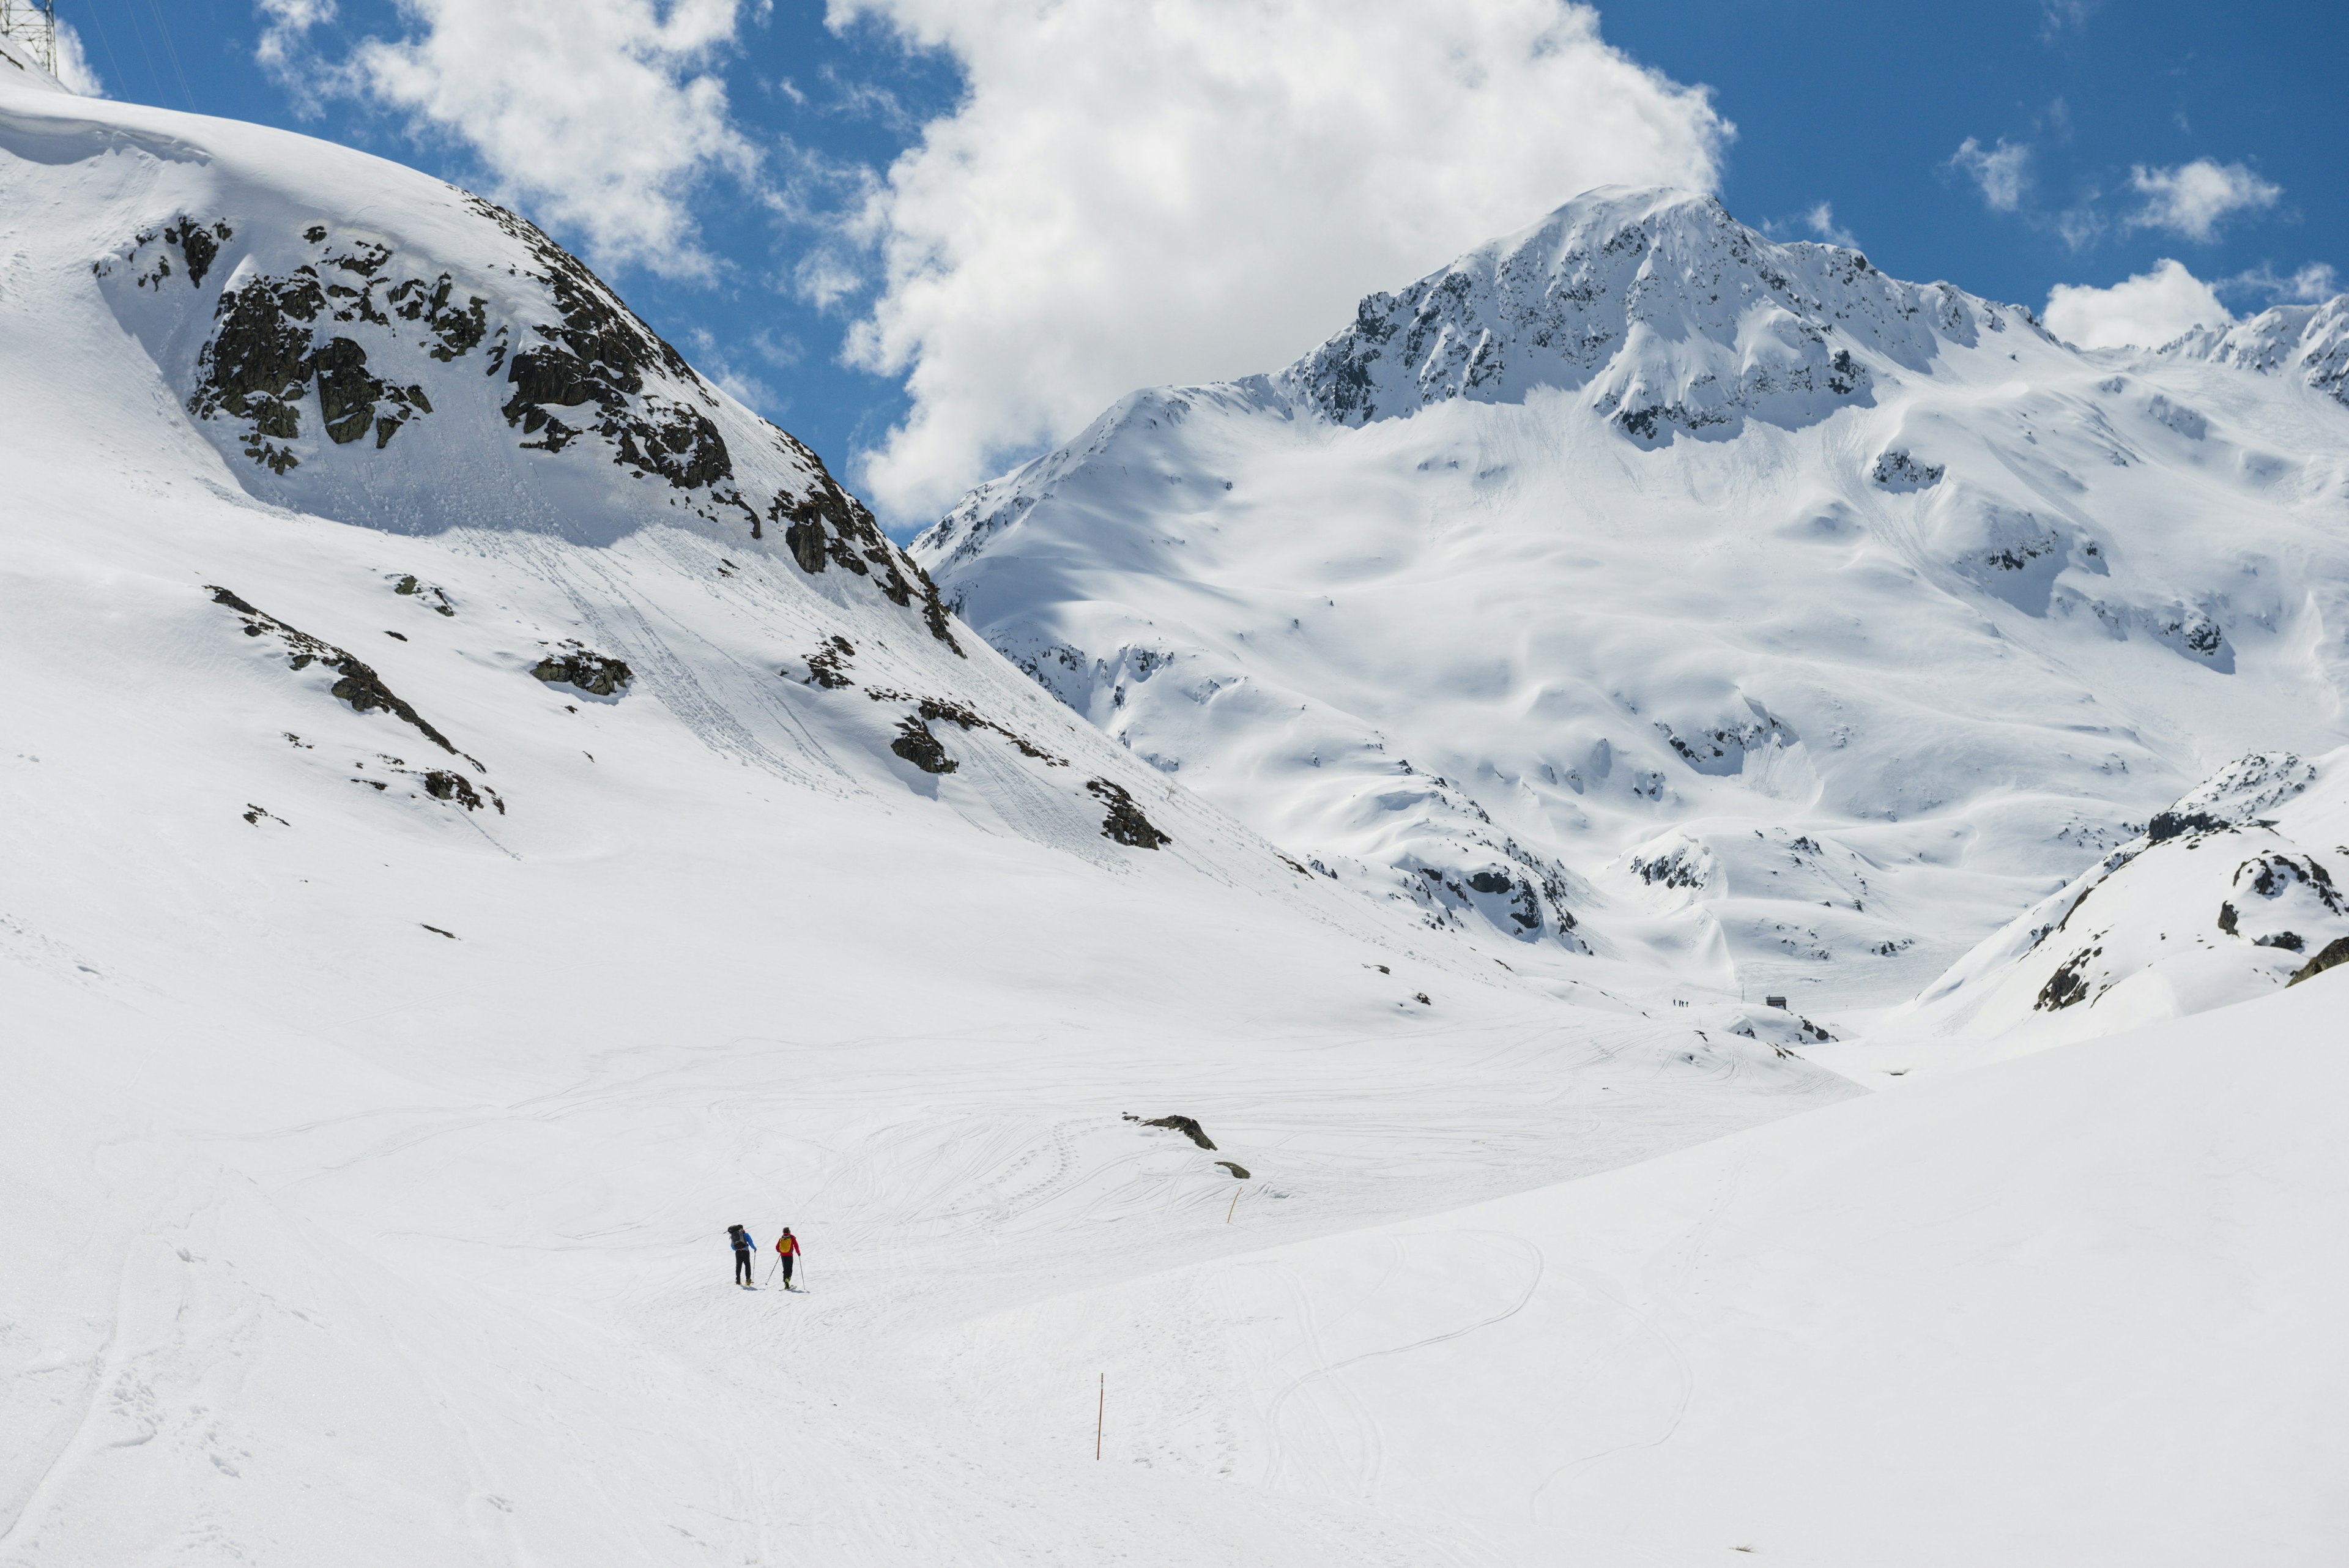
left=803, top=636, right=855, bottom=689
left=209, top=585, right=458, bottom=752
left=162, top=218, right=231, bottom=289
left=182, top=234, right=461, bottom=469
left=1087, top=778, right=1171, bottom=848
left=458, top=195, right=744, bottom=497
left=530, top=648, right=633, bottom=696
left=915, top=696, right=1066, bottom=765
left=2218, top=901, right=2240, bottom=935
left=2288, top=936, right=2349, bottom=986
left=392, top=575, right=457, bottom=615
left=2236, top=852, right=2343, bottom=912
left=2035, top=946, right=2102, bottom=1011
left=1129, top=1114, right=1215, bottom=1150
left=2148, top=809, right=2228, bottom=843
left=785, top=518, right=827, bottom=574
left=890, top=718, right=957, bottom=774
left=1214, top=1161, right=1251, bottom=1180
left=1871, top=448, right=1945, bottom=489
left=1414, top=992, right=1432, bottom=1005
left=423, top=770, right=484, bottom=810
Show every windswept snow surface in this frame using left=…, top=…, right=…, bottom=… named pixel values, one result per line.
left=916, top=187, right=2349, bottom=1018
left=7, top=75, right=2347, bottom=1568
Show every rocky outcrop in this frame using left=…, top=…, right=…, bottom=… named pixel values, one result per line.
left=178, top=225, right=477, bottom=473
left=890, top=718, right=957, bottom=774
left=1126, top=1113, right=1215, bottom=1150
left=1088, top=778, right=1171, bottom=848
left=2290, top=936, right=2349, bottom=986
left=210, top=585, right=455, bottom=750
left=110, top=200, right=968, bottom=655
left=530, top=647, right=632, bottom=697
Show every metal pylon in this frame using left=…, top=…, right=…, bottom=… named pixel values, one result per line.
left=0, top=1, right=59, bottom=77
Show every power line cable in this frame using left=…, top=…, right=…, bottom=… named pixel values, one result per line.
left=70, top=0, right=127, bottom=95
left=141, top=0, right=191, bottom=110
left=117, top=0, right=165, bottom=108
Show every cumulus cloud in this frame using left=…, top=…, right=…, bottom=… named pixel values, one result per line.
left=2044, top=259, right=2230, bottom=349
left=1948, top=136, right=2030, bottom=212
left=2124, top=158, right=2281, bottom=242
left=257, top=0, right=759, bottom=279
left=831, top=0, right=1732, bottom=521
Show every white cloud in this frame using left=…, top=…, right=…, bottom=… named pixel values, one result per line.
left=1803, top=202, right=1858, bottom=248
left=2044, top=259, right=2230, bottom=349
left=260, top=0, right=759, bottom=280
left=51, top=21, right=104, bottom=95
left=831, top=0, right=1732, bottom=521
left=256, top=0, right=336, bottom=70
left=1948, top=136, right=2030, bottom=212
left=2226, top=261, right=2341, bottom=306
left=2124, top=158, right=2280, bottom=242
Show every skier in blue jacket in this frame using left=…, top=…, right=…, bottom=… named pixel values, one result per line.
left=727, top=1223, right=755, bottom=1286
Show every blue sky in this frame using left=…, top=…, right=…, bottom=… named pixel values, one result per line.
left=48, top=0, right=2349, bottom=527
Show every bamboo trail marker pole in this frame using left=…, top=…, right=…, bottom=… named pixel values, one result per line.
left=1226, top=1186, right=1241, bottom=1224
left=1096, top=1373, right=1105, bottom=1460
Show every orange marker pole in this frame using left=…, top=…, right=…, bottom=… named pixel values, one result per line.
left=1226, top=1187, right=1240, bottom=1224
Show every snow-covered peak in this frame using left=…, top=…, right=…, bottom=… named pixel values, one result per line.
left=2165, top=295, right=2349, bottom=409
left=1278, top=184, right=2032, bottom=443
left=915, top=183, right=2349, bottom=1007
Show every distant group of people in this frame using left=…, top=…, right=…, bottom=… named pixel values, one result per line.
left=727, top=1223, right=800, bottom=1288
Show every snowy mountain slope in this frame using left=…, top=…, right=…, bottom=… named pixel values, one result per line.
left=1860, top=746, right=2349, bottom=1061
left=0, top=75, right=1869, bottom=1568
left=915, top=186, right=2349, bottom=1013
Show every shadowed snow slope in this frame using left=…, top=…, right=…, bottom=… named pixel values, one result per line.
left=1, top=72, right=1861, bottom=1568
left=916, top=186, right=2349, bottom=1016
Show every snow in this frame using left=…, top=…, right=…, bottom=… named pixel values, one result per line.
left=6, top=70, right=2347, bottom=1568
left=972, top=973, right=2349, bottom=1566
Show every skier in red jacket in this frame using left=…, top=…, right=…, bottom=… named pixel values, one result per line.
left=773, top=1227, right=800, bottom=1289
